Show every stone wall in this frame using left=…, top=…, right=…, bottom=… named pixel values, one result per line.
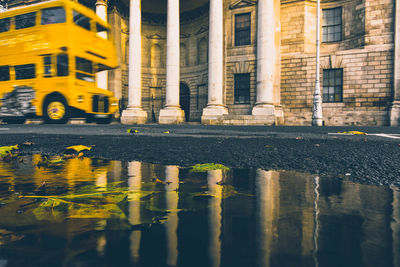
left=280, top=0, right=395, bottom=126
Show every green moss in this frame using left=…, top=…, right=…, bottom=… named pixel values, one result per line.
left=190, top=163, right=229, bottom=172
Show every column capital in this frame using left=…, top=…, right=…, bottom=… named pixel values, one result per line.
left=95, top=0, right=108, bottom=7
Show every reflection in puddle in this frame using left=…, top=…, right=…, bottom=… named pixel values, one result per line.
left=0, top=155, right=399, bottom=267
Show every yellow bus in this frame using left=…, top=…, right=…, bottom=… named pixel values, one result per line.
left=0, top=0, right=118, bottom=124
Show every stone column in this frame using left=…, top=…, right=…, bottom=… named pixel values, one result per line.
left=121, top=0, right=148, bottom=124
left=159, top=0, right=185, bottom=124
left=252, top=0, right=279, bottom=125
left=201, top=0, right=228, bottom=124
left=96, top=0, right=108, bottom=90
left=391, top=0, right=400, bottom=126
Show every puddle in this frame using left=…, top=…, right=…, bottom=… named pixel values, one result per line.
left=0, top=155, right=399, bottom=267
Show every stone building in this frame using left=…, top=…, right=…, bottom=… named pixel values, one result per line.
left=4, top=0, right=400, bottom=126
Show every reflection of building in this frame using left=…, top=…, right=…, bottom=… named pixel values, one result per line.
left=9, top=0, right=400, bottom=125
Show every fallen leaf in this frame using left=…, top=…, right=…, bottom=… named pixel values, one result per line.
left=163, top=131, right=170, bottom=134
left=66, top=145, right=92, bottom=152
left=0, top=145, right=19, bottom=158
left=127, top=129, right=139, bottom=133
left=338, top=131, right=366, bottom=135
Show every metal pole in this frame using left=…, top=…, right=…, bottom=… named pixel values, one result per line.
left=312, top=0, right=323, bottom=126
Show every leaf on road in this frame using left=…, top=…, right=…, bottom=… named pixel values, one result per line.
left=65, top=145, right=92, bottom=152
left=337, top=131, right=367, bottom=135
left=127, top=129, right=139, bottom=133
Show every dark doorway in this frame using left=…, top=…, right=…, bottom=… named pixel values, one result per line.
left=180, top=82, right=190, bottom=121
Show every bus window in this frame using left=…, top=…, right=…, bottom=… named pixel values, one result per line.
left=57, top=54, right=68, bottom=77
left=43, top=56, right=52, bottom=77
left=15, top=64, right=36, bottom=80
left=0, top=66, right=10, bottom=81
left=0, top=18, right=10, bottom=33
left=76, top=57, right=94, bottom=82
left=15, top=12, right=36, bottom=29
left=96, top=23, right=109, bottom=39
left=41, top=7, right=66, bottom=25
left=73, top=10, right=90, bottom=31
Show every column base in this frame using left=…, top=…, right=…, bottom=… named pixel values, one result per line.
left=158, top=107, right=185, bottom=124
left=201, top=105, right=228, bottom=125
left=390, top=101, right=400, bottom=126
left=121, top=107, right=148, bottom=125
left=251, top=104, right=277, bottom=125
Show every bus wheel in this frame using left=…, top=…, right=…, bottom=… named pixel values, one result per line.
left=43, top=97, right=69, bottom=124
left=95, top=115, right=112, bottom=124
left=3, top=118, right=26, bottom=124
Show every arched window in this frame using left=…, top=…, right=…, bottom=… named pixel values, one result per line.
left=150, top=44, right=162, bottom=68
left=198, top=38, right=208, bottom=64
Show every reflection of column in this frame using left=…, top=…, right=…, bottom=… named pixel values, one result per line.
left=121, top=0, right=148, bottom=124
left=201, top=0, right=228, bottom=124
left=255, top=170, right=280, bottom=267
left=159, top=0, right=185, bottom=124
left=95, top=0, right=108, bottom=90
left=390, top=0, right=400, bottom=125
left=392, top=187, right=400, bottom=267
left=128, top=161, right=142, bottom=263
left=164, top=166, right=179, bottom=266
left=208, top=170, right=223, bottom=267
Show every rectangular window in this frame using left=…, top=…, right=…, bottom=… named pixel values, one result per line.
left=96, top=23, right=109, bottom=39
left=73, top=10, right=91, bottom=31
left=57, top=54, right=69, bottom=77
left=235, top=13, right=251, bottom=46
left=15, top=64, right=36, bottom=80
left=41, top=7, right=66, bottom=25
left=323, top=69, right=343, bottom=102
left=15, top=12, right=36, bottom=29
left=322, top=7, right=342, bottom=43
left=75, top=57, right=94, bottom=82
left=234, top=73, right=250, bottom=104
left=0, top=66, right=10, bottom=81
left=0, top=17, right=10, bottom=33
left=43, top=56, right=52, bottom=77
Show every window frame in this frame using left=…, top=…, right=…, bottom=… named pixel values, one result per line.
left=43, top=55, right=53, bottom=77
left=0, top=17, right=11, bottom=33
left=323, top=68, right=343, bottom=103
left=234, top=73, right=251, bottom=104
left=234, top=12, right=251, bottom=46
left=0, top=65, right=10, bottom=81
left=322, top=7, right=343, bottom=43
left=75, top=57, right=94, bottom=82
left=57, top=54, right=69, bottom=77
left=41, top=6, right=66, bottom=25
left=14, top=64, right=36, bottom=80
left=73, top=10, right=91, bottom=31
left=15, top=12, right=37, bottom=30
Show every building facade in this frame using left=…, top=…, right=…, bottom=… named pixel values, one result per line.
left=5, top=0, right=400, bottom=126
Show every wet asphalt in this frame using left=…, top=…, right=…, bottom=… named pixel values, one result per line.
left=0, top=123, right=400, bottom=186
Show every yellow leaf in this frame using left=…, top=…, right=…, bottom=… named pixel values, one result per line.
left=66, top=145, right=92, bottom=152
left=338, top=131, right=367, bottom=135
left=0, top=145, right=19, bottom=158
left=163, top=131, right=170, bottom=134
left=127, top=129, right=139, bottom=133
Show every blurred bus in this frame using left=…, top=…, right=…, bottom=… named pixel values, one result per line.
left=0, top=0, right=118, bottom=124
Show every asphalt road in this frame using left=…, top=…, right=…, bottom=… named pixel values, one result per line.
left=0, top=123, right=400, bottom=186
